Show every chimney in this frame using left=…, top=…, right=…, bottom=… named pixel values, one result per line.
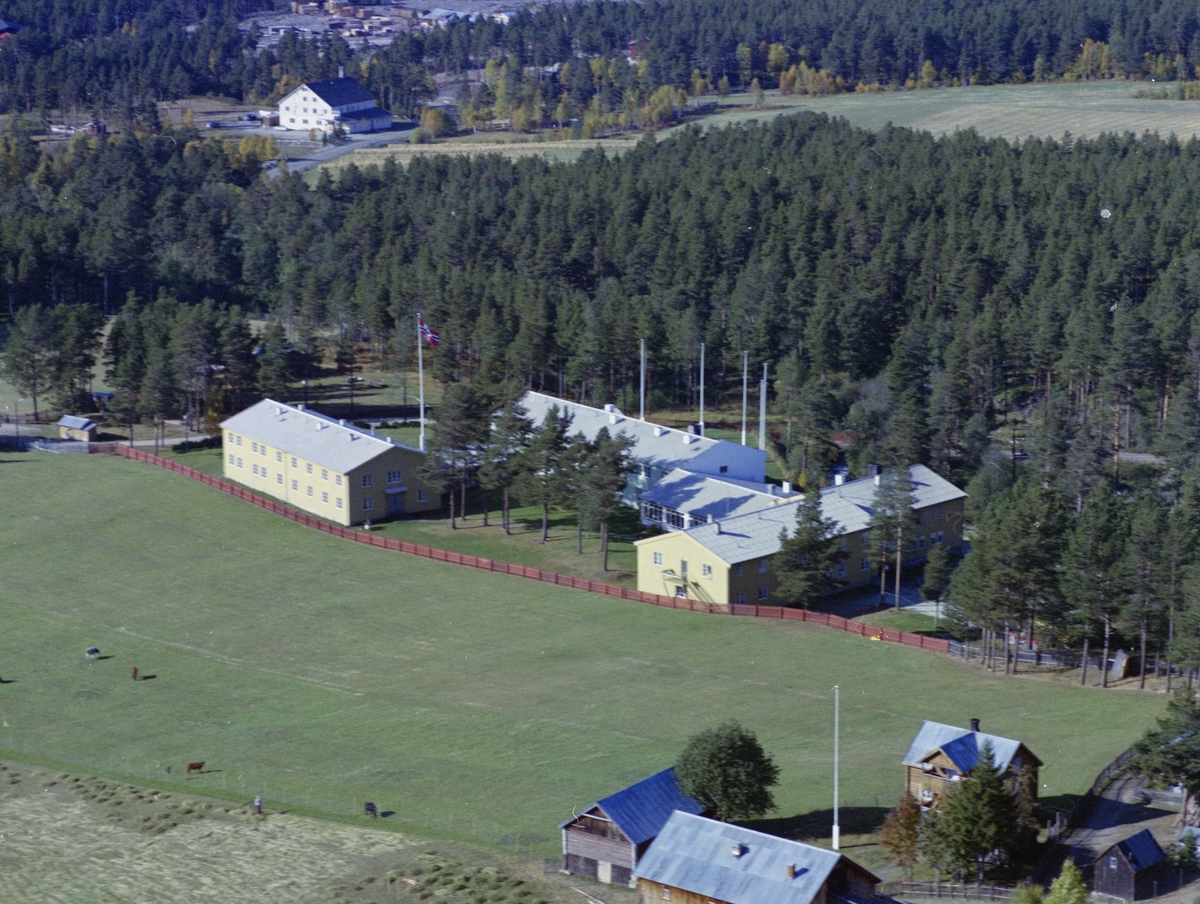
left=731, top=843, right=746, bottom=858
left=874, top=473, right=881, bottom=486
left=783, top=481, right=792, bottom=494
left=609, top=413, right=619, bottom=425
left=788, top=864, right=797, bottom=879
left=867, top=463, right=881, bottom=479
left=653, top=425, right=664, bottom=437
left=338, top=64, right=345, bottom=78
left=707, top=514, right=715, bottom=523
left=682, top=433, right=693, bottom=445
left=834, top=473, right=844, bottom=486
left=370, top=425, right=376, bottom=435
left=970, top=718, right=980, bottom=733
left=339, top=419, right=346, bottom=426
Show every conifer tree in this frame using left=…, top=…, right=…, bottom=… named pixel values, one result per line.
left=478, top=395, right=533, bottom=534
left=775, top=490, right=845, bottom=607
left=869, top=468, right=918, bottom=609
left=513, top=404, right=573, bottom=543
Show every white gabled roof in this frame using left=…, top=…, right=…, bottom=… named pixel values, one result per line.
left=220, top=399, right=419, bottom=474
left=519, top=392, right=767, bottom=481
left=640, top=465, right=966, bottom=566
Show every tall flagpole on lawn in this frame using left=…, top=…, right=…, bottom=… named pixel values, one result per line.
left=640, top=339, right=646, bottom=421
left=418, top=313, right=426, bottom=452
left=699, top=342, right=705, bottom=436
left=833, top=684, right=840, bottom=850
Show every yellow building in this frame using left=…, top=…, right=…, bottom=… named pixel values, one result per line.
left=219, top=399, right=439, bottom=526
left=634, top=465, right=966, bottom=606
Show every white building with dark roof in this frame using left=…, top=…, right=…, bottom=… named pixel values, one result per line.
left=220, top=399, right=439, bottom=525
left=634, top=465, right=966, bottom=605
left=277, top=76, right=392, bottom=132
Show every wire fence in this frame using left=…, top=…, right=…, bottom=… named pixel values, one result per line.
left=110, top=443, right=951, bottom=655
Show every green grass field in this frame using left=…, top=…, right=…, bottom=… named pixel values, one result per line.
left=0, top=451, right=1166, bottom=865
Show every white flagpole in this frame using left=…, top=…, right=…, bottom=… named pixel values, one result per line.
left=418, top=314, right=426, bottom=452
left=740, top=351, right=748, bottom=445
left=699, top=342, right=705, bottom=436
left=640, top=339, right=646, bottom=421
left=833, top=684, right=840, bottom=850
left=759, top=362, right=768, bottom=451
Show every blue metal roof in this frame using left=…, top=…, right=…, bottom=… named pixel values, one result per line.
left=939, top=734, right=981, bottom=773
left=561, top=768, right=703, bottom=845
left=1117, top=829, right=1166, bottom=873
left=634, top=812, right=855, bottom=904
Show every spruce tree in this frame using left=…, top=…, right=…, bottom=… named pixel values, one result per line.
left=775, top=490, right=845, bottom=607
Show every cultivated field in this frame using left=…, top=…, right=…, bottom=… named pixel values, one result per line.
left=0, top=451, right=1165, bottom=883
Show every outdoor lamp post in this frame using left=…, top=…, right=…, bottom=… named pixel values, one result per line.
left=182, top=413, right=189, bottom=452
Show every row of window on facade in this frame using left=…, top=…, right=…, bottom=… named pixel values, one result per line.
left=674, top=585, right=770, bottom=602
left=229, top=453, right=426, bottom=508
left=652, top=551, right=770, bottom=578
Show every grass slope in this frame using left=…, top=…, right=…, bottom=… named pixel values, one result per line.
left=0, top=451, right=1163, bottom=862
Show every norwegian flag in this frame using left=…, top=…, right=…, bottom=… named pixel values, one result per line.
left=419, top=316, right=440, bottom=347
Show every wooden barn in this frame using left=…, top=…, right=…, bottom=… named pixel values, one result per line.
left=560, top=767, right=704, bottom=887
left=1093, top=829, right=1166, bottom=901
left=634, top=811, right=890, bottom=904
left=57, top=415, right=97, bottom=442
left=902, top=718, right=1041, bottom=807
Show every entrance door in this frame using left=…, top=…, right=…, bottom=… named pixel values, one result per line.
left=386, top=493, right=405, bottom=516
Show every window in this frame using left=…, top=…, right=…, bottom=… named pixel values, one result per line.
left=719, top=465, right=728, bottom=474
left=642, top=501, right=664, bottom=524
left=702, top=564, right=712, bottom=578
left=387, top=470, right=401, bottom=484
left=277, top=474, right=283, bottom=485
left=674, top=586, right=687, bottom=598
left=734, top=565, right=743, bottom=577
left=920, top=789, right=934, bottom=803
left=277, top=451, right=282, bottom=462
left=680, top=560, right=688, bottom=578
left=1109, top=857, right=1118, bottom=870
left=307, top=486, right=313, bottom=497
left=363, top=498, right=374, bottom=511
left=917, top=535, right=926, bottom=550
left=837, top=562, right=847, bottom=578
left=737, top=591, right=746, bottom=604
left=861, top=531, right=871, bottom=546
left=322, top=469, right=328, bottom=480
left=662, top=889, right=671, bottom=900
left=289, top=117, right=295, bottom=124
left=839, top=537, right=848, bottom=552
left=416, top=489, right=427, bottom=502
left=861, top=557, right=870, bottom=571
left=929, top=506, right=945, bottom=523
left=336, top=475, right=343, bottom=486
left=322, top=491, right=328, bottom=503
left=252, top=463, right=259, bottom=476
left=931, top=530, right=945, bottom=545
left=362, top=474, right=373, bottom=488
left=292, top=479, right=298, bottom=491
left=653, top=552, right=663, bottom=566
left=291, top=457, right=297, bottom=468
left=260, top=445, right=266, bottom=456
left=236, top=435, right=242, bottom=446
left=236, top=457, right=243, bottom=468
left=336, top=498, right=343, bottom=509
left=758, top=586, right=768, bottom=601
left=758, top=559, right=768, bottom=574
left=228, top=454, right=235, bottom=465
left=251, top=442, right=258, bottom=453
left=306, top=462, right=313, bottom=475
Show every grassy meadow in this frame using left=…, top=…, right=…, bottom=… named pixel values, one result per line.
left=0, top=450, right=1167, bottom=866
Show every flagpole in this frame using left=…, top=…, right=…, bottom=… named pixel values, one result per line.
left=759, top=362, right=768, bottom=451
left=640, top=339, right=646, bottom=422
left=740, top=351, right=748, bottom=446
left=699, top=342, right=705, bottom=436
left=418, top=313, right=426, bottom=452
left=833, top=684, right=840, bottom=850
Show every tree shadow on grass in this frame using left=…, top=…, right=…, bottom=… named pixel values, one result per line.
left=744, top=806, right=890, bottom=845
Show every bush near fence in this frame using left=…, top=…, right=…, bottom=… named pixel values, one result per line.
left=110, top=444, right=950, bottom=655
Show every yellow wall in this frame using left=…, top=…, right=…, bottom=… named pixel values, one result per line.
left=634, top=497, right=967, bottom=606
left=222, top=429, right=439, bottom=526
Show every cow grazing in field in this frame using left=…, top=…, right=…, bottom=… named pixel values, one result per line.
left=85, top=647, right=99, bottom=659
left=186, top=761, right=204, bottom=775
left=364, top=801, right=378, bottom=818
left=130, top=666, right=138, bottom=680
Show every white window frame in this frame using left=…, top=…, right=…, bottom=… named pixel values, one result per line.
left=758, top=585, right=768, bottom=601
left=362, top=474, right=373, bottom=488
left=653, top=552, right=663, bottom=566
left=702, top=564, right=712, bottom=578
left=416, top=489, right=427, bottom=502
left=363, top=498, right=374, bottom=511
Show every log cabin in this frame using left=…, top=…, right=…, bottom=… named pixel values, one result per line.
left=902, top=718, right=1041, bottom=807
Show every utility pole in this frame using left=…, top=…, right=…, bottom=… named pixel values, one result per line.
left=740, top=352, right=748, bottom=445
left=832, top=684, right=840, bottom=850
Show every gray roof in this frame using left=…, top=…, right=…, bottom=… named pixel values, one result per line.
left=520, top=392, right=766, bottom=481
left=57, top=415, right=96, bottom=430
left=634, top=812, right=853, bottom=904
left=644, top=465, right=966, bottom=565
left=640, top=469, right=799, bottom=522
left=901, top=721, right=1037, bottom=772
left=298, top=77, right=376, bottom=108
left=220, top=399, right=420, bottom=474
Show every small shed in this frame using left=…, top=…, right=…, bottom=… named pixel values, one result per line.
left=57, top=415, right=97, bottom=442
left=560, top=767, right=704, bottom=887
left=1093, top=829, right=1166, bottom=901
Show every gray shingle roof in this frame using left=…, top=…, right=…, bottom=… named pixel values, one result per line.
left=300, top=77, right=377, bottom=108
left=520, top=392, right=766, bottom=482
left=634, top=812, right=855, bottom=904
left=560, top=768, right=705, bottom=845
left=646, top=465, right=966, bottom=565
left=901, top=721, right=1037, bottom=772
left=220, top=399, right=420, bottom=474
left=57, top=415, right=96, bottom=430
left=639, top=469, right=799, bottom=522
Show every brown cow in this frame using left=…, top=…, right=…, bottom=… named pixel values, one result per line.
left=186, top=761, right=204, bottom=774
left=131, top=666, right=138, bottom=681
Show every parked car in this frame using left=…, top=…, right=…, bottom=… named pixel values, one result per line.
left=205, top=121, right=221, bottom=129
left=241, top=113, right=258, bottom=121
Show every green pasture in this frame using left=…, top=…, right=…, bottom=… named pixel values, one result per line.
left=0, top=451, right=1165, bottom=864
left=672, top=81, right=1200, bottom=143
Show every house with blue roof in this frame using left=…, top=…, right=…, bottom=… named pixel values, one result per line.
left=559, top=767, right=705, bottom=886
left=902, top=718, right=1042, bottom=807
left=1093, top=829, right=1166, bottom=901
left=634, top=811, right=889, bottom=904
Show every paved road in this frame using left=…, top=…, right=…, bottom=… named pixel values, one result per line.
left=267, top=126, right=415, bottom=179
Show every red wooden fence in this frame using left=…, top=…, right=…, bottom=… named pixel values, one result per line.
left=113, top=443, right=950, bottom=655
